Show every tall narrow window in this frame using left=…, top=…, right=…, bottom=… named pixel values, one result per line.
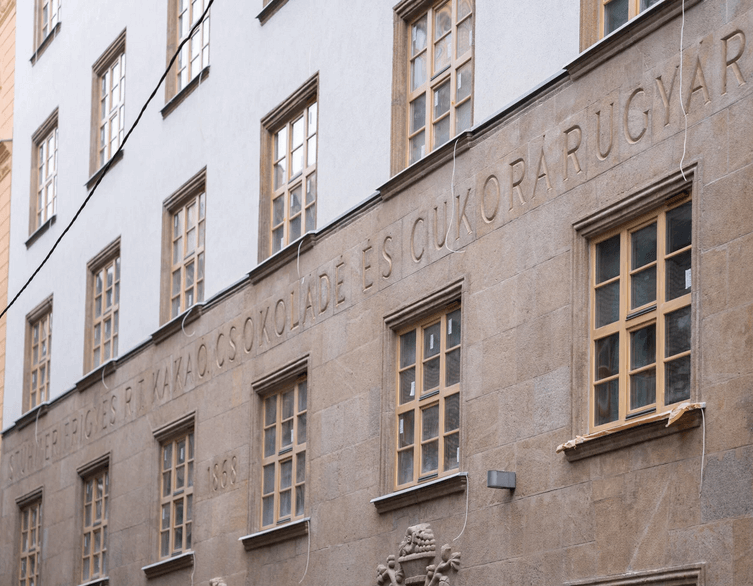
left=396, top=305, right=461, bottom=488
left=590, top=196, right=692, bottom=430
left=159, top=431, right=194, bottom=559
left=34, top=127, right=57, bottom=231
left=261, top=377, right=307, bottom=528
left=98, top=52, right=126, bottom=168
left=37, top=0, right=61, bottom=42
left=177, top=0, right=210, bottom=92
left=26, top=301, right=52, bottom=412
left=170, top=192, right=206, bottom=319
left=601, top=0, right=661, bottom=37
left=407, top=0, right=473, bottom=165
left=82, top=469, right=109, bottom=582
left=88, top=247, right=120, bottom=370
left=19, top=500, right=42, bottom=586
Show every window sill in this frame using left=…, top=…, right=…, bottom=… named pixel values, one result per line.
left=557, top=402, right=705, bottom=462
left=30, top=22, right=61, bottom=65
left=77, top=577, right=109, bottom=586
left=142, top=551, right=194, bottom=579
left=25, top=215, right=57, bottom=248
left=161, top=66, right=210, bottom=119
left=256, top=0, right=291, bottom=25
left=371, top=472, right=467, bottom=514
left=240, top=517, right=309, bottom=551
left=85, top=150, right=124, bottom=191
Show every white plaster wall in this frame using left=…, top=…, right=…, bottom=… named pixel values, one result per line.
left=3, top=0, right=579, bottom=428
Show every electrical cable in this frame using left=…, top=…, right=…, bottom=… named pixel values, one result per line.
left=0, top=0, right=215, bottom=322
left=298, top=519, right=311, bottom=584
left=452, top=474, right=469, bottom=542
left=444, top=138, right=465, bottom=255
left=679, top=0, right=688, bottom=181
left=699, top=408, right=706, bottom=496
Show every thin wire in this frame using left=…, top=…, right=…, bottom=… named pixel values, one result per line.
left=0, top=0, right=216, bottom=322
left=444, top=138, right=465, bottom=254
left=182, top=305, right=196, bottom=337
left=679, top=0, right=688, bottom=181
left=34, top=403, right=41, bottom=446
left=298, top=519, right=311, bottom=584
left=297, top=237, right=305, bottom=283
left=699, top=408, right=706, bottom=496
left=452, top=474, right=469, bottom=542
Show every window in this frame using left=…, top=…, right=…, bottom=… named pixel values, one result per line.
left=36, top=0, right=60, bottom=45
left=32, top=122, right=58, bottom=233
left=159, top=431, right=194, bottom=559
left=270, top=102, right=317, bottom=254
left=590, top=197, right=692, bottom=431
left=405, top=0, right=473, bottom=166
left=162, top=169, right=206, bottom=323
left=601, top=0, right=661, bottom=37
left=261, top=377, right=307, bottom=528
left=395, top=305, right=461, bottom=488
left=88, top=245, right=120, bottom=370
left=19, top=499, right=42, bottom=586
left=82, top=469, right=109, bottom=582
left=25, top=300, right=52, bottom=412
left=176, top=0, right=210, bottom=93
left=97, top=52, right=125, bottom=168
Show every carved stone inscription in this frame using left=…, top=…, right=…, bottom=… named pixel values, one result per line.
left=377, top=524, right=461, bottom=586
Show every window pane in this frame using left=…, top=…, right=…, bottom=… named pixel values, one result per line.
left=265, top=395, right=277, bottom=425
left=297, top=413, right=306, bottom=444
left=262, top=496, right=274, bottom=526
left=296, top=486, right=305, bottom=516
left=445, top=393, right=460, bottom=431
left=631, top=265, right=656, bottom=308
left=292, top=116, right=304, bottom=148
left=411, top=95, right=426, bottom=134
left=666, top=306, right=691, bottom=357
left=424, top=322, right=441, bottom=358
left=411, top=15, right=427, bottom=56
left=630, top=324, right=656, bottom=369
left=279, top=490, right=291, bottom=518
left=274, top=161, right=286, bottom=190
left=596, top=235, right=620, bottom=283
left=291, top=147, right=303, bottom=177
left=306, top=173, right=316, bottom=205
left=400, top=367, right=416, bottom=404
left=398, top=449, right=414, bottom=485
left=595, top=379, right=619, bottom=425
left=445, top=348, right=460, bottom=386
left=422, top=440, right=439, bottom=474
left=630, top=368, right=656, bottom=409
left=163, top=444, right=173, bottom=470
left=298, top=380, right=307, bottom=411
left=434, top=33, right=452, bottom=73
left=281, top=419, right=294, bottom=448
left=631, top=223, right=656, bottom=269
left=444, top=432, right=459, bottom=470
left=422, top=404, right=439, bottom=440
left=595, top=333, right=619, bottom=381
left=296, top=452, right=305, bottom=483
left=411, top=54, right=427, bottom=91
left=666, top=250, right=691, bottom=301
left=272, top=226, right=284, bottom=254
left=410, top=130, right=426, bottom=164
left=424, top=357, right=440, bottom=391
left=457, top=14, right=473, bottom=57
left=435, top=2, right=452, bottom=39
left=595, top=281, right=620, bottom=327
left=282, top=390, right=295, bottom=419
left=446, top=309, right=461, bottom=347
left=456, top=99, right=472, bottom=135
left=400, top=330, right=417, bottom=368
left=263, top=464, right=275, bottom=494
left=604, top=0, right=629, bottom=35
left=666, top=201, right=692, bottom=253
left=399, top=411, right=414, bottom=448
left=665, top=355, right=691, bottom=404
left=434, top=81, right=451, bottom=119
left=307, top=135, right=316, bottom=167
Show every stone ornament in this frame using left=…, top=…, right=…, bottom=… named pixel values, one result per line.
left=377, top=524, right=460, bottom=586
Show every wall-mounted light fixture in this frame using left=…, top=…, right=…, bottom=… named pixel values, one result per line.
left=487, top=470, right=515, bottom=490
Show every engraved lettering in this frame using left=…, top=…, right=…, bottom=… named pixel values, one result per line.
left=110, top=395, right=117, bottom=425
left=655, top=66, right=679, bottom=126
left=624, top=88, right=648, bottom=144
left=563, top=125, right=582, bottom=180
left=198, top=344, right=208, bottom=378
left=382, top=236, right=393, bottom=279
left=335, top=261, right=346, bottom=305
left=125, top=386, right=133, bottom=417
left=184, top=353, right=193, bottom=388
left=44, top=432, right=50, bottom=460
left=362, top=244, right=374, bottom=291
left=686, top=56, right=711, bottom=111
left=275, top=299, right=286, bottom=336
left=216, top=332, right=225, bottom=367
left=85, top=409, right=94, bottom=439
left=152, top=368, right=162, bottom=400
left=289, top=290, right=300, bottom=331
left=456, top=189, right=472, bottom=239
left=532, top=146, right=552, bottom=198
left=259, top=307, right=271, bottom=345
left=173, top=356, right=183, bottom=392
left=318, top=274, right=330, bottom=313
left=509, top=158, right=526, bottom=209
left=162, top=365, right=170, bottom=398
left=411, top=217, right=425, bottom=262
left=596, top=103, right=614, bottom=160
left=722, top=30, right=746, bottom=94
left=243, top=316, right=254, bottom=353
left=304, top=283, right=316, bottom=324
left=102, top=398, right=108, bottom=430
left=433, top=202, right=448, bottom=248
left=481, top=175, right=499, bottom=223
left=228, top=326, right=238, bottom=361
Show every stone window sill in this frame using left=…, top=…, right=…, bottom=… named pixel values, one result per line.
left=142, top=551, right=194, bottom=579
left=371, top=472, right=467, bottom=514
left=257, top=0, right=291, bottom=25
left=240, top=517, right=309, bottom=551
left=161, top=66, right=210, bottom=119
left=77, top=577, right=109, bottom=586
left=85, top=149, right=124, bottom=191
left=26, top=215, right=56, bottom=248
left=557, top=402, right=705, bottom=462
left=30, top=22, right=61, bottom=65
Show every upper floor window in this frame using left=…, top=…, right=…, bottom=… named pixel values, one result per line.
left=407, top=0, right=473, bottom=165
left=98, top=53, right=125, bottom=168
left=590, top=197, right=692, bottom=431
left=81, top=469, right=109, bottom=582
left=160, top=431, right=194, bottom=559
left=177, top=0, right=210, bottom=92
left=86, top=241, right=121, bottom=371
left=19, top=499, right=42, bottom=586
left=25, top=298, right=53, bottom=412
left=601, top=0, right=661, bottom=36
left=30, top=109, right=58, bottom=235
left=37, top=0, right=60, bottom=43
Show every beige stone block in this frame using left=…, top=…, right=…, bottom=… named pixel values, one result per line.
left=669, top=520, right=734, bottom=585
left=668, top=458, right=702, bottom=530
left=478, top=330, right=518, bottom=400
left=733, top=516, right=753, bottom=586
left=592, top=474, right=625, bottom=502
left=533, top=253, right=570, bottom=316
left=515, top=306, right=570, bottom=383
left=564, top=543, right=598, bottom=583
left=702, top=303, right=753, bottom=384
left=464, top=392, right=500, bottom=455
left=700, top=162, right=753, bottom=251
left=700, top=246, right=728, bottom=317
left=705, top=374, right=753, bottom=453
left=727, top=231, right=753, bottom=307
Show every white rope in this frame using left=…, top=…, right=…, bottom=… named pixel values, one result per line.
left=298, top=519, right=311, bottom=584
left=444, top=138, right=465, bottom=255
left=190, top=551, right=196, bottom=586
left=101, top=362, right=110, bottom=390
left=34, top=404, right=42, bottom=446
left=452, top=474, right=470, bottom=542
left=699, top=408, right=706, bottom=496
left=182, top=305, right=196, bottom=337
left=679, top=0, right=688, bottom=181
left=297, top=237, right=305, bottom=284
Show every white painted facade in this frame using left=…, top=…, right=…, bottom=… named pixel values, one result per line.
left=3, top=0, right=579, bottom=428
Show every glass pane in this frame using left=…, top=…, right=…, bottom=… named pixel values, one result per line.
left=305, top=205, right=316, bottom=232
left=411, top=54, right=427, bottom=91
left=595, top=379, right=619, bottom=425
left=411, top=15, right=427, bottom=56
left=445, top=393, right=459, bottom=431
left=434, top=81, right=451, bottom=118
left=85, top=504, right=92, bottom=526
left=424, top=322, right=441, bottom=357
left=596, top=235, right=620, bottom=283
left=298, top=380, right=307, bottom=411
left=435, top=2, right=452, bottom=39
left=398, top=449, right=413, bottom=485
left=399, top=411, right=414, bottom=448
left=642, top=0, right=661, bottom=9
left=176, top=465, right=185, bottom=489
left=604, top=0, right=629, bottom=35
left=665, top=355, right=691, bottom=404
left=444, top=432, right=460, bottom=470
left=595, top=281, right=620, bottom=327
left=458, top=0, right=472, bottom=19
left=262, top=496, right=274, bottom=526
left=282, top=390, right=295, bottom=419
left=272, top=227, right=284, bottom=254
left=456, top=63, right=472, bottom=105
left=308, top=103, right=317, bottom=134
left=175, top=499, right=184, bottom=526
left=666, top=306, right=691, bottom=357
left=422, top=404, right=439, bottom=440
left=457, top=15, right=473, bottom=57
left=434, top=34, right=452, bottom=72
left=274, top=161, right=286, bottom=190
left=666, top=201, right=692, bottom=253
left=163, top=444, right=173, bottom=470
left=631, top=324, right=656, bottom=369
left=631, top=223, right=657, bottom=269
left=410, top=130, right=426, bottom=164
left=296, top=411, right=306, bottom=443
left=185, top=523, right=192, bottom=551
left=174, top=526, right=182, bottom=551
left=446, top=309, right=461, bottom=346
left=400, top=330, right=416, bottom=367
left=630, top=368, right=656, bottom=409
left=290, top=215, right=301, bottom=245
left=410, top=95, right=426, bottom=134
left=161, top=503, right=170, bottom=530
left=666, top=250, right=691, bottom=300
left=161, top=531, right=169, bottom=557
left=172, top=270, right=181, bottom=296
left=434, top=116, right=450, bottom=149
left=631, top=265, right=656, bottom=308
left=263, top=464, right=275, bottom=494
left=446, top=348, right=460, bottom=386
left=163, top=471, right=171, bottom=497
left=292, top=116, right=304, bottom=148
left=296, top=452, right=306, bottom=483
left=422, top=440, right=439, bottom=474
left=281, top=419, right=294, bottom=448
left=291, top=147, right=303, bottom=177
left=296, top=486, right=305, bottom=516
left=279, top=490, right=291, bottom=518
left=424, top=357, right=440, bottom=391
left=185, top=262, right=195, bottom=288
left=595, top=333, right=619, bottom=381
left=307, top=135, right=316, bottom=167
left=265, top=395, right=277, bottom=425
left=306, top=174, right=316, bottom=205
left=400, top=367, right=416, bottom=404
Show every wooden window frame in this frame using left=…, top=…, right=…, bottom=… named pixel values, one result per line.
left=580, top=0, right=663, bottom=49
left=158, top=430, right=195, bottom=560
left=23, top=296, right=53, bottom=413
left=81, top=468, right=109, bottom=582
left=260, top=376, right=308, bottom=529
left=259, top=74, right=318, bottom=262
left=395, top=303, right=461, bottom=489
left=18, top=497, right=42, bottom=586
left=589, top=193, right=692, bottom=432
left=89, top=30, right=126, bottom=176
left=160, top=168, right=206, bottom=324
left=84, top=238, right=121, bottom=373
left=391, top=0, right=474, bottom=175
left=165, top=0, right=210, bottom=104
left=29, top=109, right=58, bottom=236
left=34, top=0, right=61, bottom=49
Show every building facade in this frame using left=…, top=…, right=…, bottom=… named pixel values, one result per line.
left=2, top=0, right=753, bottom=585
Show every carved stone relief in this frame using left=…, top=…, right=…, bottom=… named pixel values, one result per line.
left=377, top=524, right=461, bottom=586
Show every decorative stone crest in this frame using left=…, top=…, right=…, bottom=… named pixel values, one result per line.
left=377, top=524, right=460, bottom=586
